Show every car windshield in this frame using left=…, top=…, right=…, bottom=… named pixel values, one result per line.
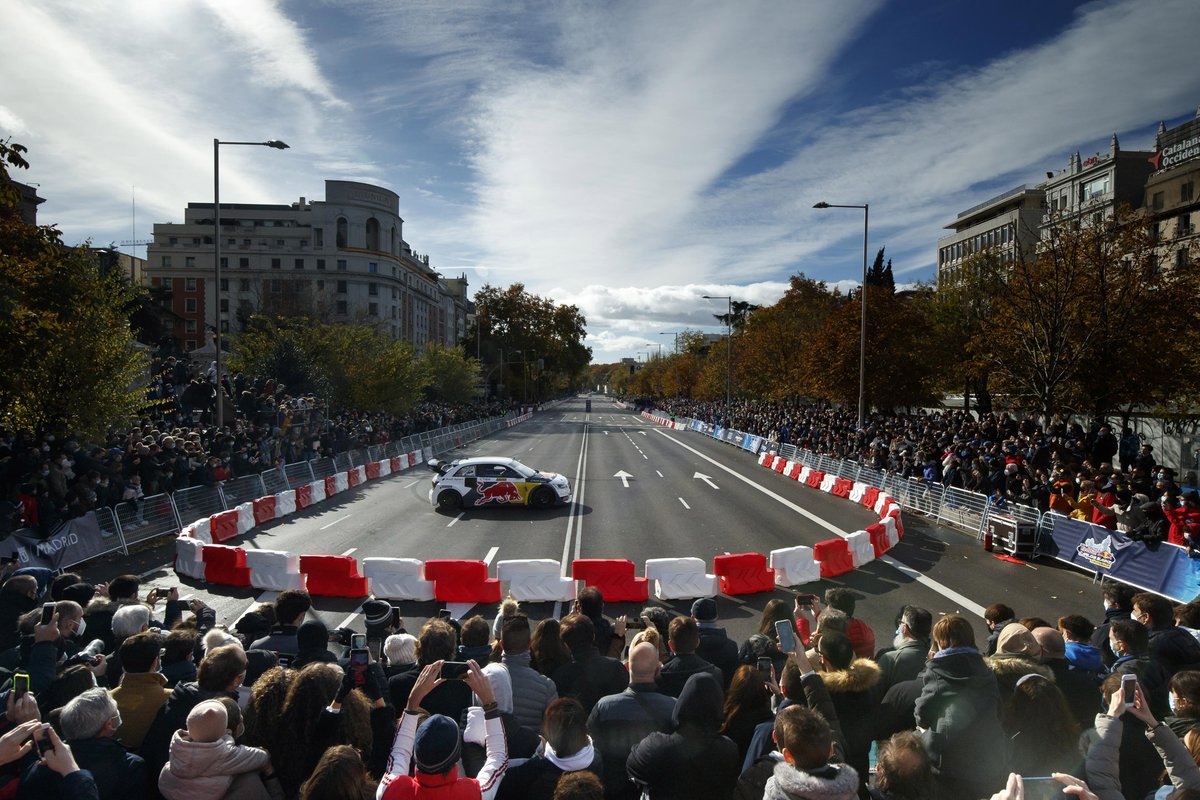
left=507, top=461, right=537, bottom=478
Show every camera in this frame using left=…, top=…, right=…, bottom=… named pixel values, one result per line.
left=63, top=639, right=106, bottom=668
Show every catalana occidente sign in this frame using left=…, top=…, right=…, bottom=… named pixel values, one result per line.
left=1151, top=118, right=1200, bottom=171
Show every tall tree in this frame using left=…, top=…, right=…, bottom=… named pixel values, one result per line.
left=864, top=247, right=895, bottom=292
left=736, top=274, right=841, bottom=400
left=419, top=345, right=480, bottom=404
left=0, top=141, right=153, bottom=438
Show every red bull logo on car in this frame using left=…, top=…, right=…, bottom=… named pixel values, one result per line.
left=475, top=481, right=523, bottom=505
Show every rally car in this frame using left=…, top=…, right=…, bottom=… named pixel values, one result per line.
left=427, top=457, right=572, bottom=511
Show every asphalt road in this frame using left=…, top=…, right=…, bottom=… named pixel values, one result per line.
left=79, top=396, right=1106, bottom=650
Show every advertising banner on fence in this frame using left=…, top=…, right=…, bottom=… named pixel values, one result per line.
left=1041, top=516, right=1200, bottom=601
left=1, top=513, right=112, bottom=570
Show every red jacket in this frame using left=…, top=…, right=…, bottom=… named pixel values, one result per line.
left=1164, top=505, right=1189, bottom=546
left=848, top=618, right=876, bottom=660
left=379, top=711, right=507, bottom=800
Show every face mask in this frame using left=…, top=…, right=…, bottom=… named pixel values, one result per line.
left=75, top=618, right=86, bottom=638
left=1103, top=599, right=1111, bottom=612
left=112, top=713, right=122, bottom=730
left=1170, top=694, right=1179, bottom=714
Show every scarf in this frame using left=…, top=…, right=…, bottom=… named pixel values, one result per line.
left=542, top=736, right=596, bottom=772
left=763, top=760, right=859, bottom=800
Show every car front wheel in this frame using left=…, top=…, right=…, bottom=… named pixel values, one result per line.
left=436, top=490, right=462, bottom=511
left=530, top=486, right=556, bottom=508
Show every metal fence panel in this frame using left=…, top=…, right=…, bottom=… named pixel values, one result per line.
left=116, top=492, right=183, bottom=546
left=283, top=461, right=316, bottom=489
left=62, top=507, right=128, bottom=568
left=220, top=475, right=267, bottom=507
left=333, top=453, right=355, bottom=474
left=172, top=485, right=225, bottom=523
left=308, top=457, right=337, bottom=480
left=937, top=485, right=991, bottom=536
left=260, top=467, right=289, bottom=495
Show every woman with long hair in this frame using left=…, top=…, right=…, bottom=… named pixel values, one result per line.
left=299, top=745, right=375, bottom=800
left=738, top=598, right=795, bottom=673
left=1002, top=673, right=1082, bottom=776
left=719, top=665, right=775, bottom=765
left=532, top=617, right=572, bottom=678
left=241, top=665, right=293, bottom=749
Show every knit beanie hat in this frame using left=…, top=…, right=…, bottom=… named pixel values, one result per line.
left=384, top=633, right=417, bottom=665
left=691, top=597, right=718, bottom=622
left=362, top=599, right=392, bottom=628
left=413, top=714, right=462, bottom=774
left=297, top=619, right=330, bottom=651
left=996, top=623, right=1042, bottom=660
left=186, top=699, right=228, bottom=743
left=61, top=583, right=96, bottom=608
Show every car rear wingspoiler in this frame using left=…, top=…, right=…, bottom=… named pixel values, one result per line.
left=427, top=459, right=453, bottom=476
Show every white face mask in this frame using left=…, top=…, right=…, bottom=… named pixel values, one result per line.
left=75, top=618, right=86, bottom=638
left=1170, top=694, right=1179, bottom=714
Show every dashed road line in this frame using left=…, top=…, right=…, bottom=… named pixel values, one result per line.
left=401, top=480, right=418, bottom=489
left=341, top=547, right=357, bottom=556
left=484, top=546, right=499, bottom=565
left=447, top=512, right=465, bottom=528
left=320, top=514, right=353, bottom=530
left=679, top=498, right=691, bottom=509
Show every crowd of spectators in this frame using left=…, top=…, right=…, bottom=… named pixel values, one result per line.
left=1, top=353, right=517, bottom=537
left=638, top=397, right=1200, bottom=549
left=3, top=568, right=1200, bottom=799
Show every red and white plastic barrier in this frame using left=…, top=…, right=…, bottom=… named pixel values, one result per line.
left=644, top=557, right=719, bottom=601
left=714, top=552, right=775, bottom=595
left=495, top=559, right=576, bottom=602
left=236, top=503, right=255, bottom=535
left=244, top=549, right=306, bottom=591
left=423, top=559, right=502, bottom=604
left=362, top=557, right=436, bottom=601
left=276, top=489, right=297, bottom=516
left=175, top=537, right=206, bottom=580
left=572, top=559, right=649, bottom=603
left=769, top=546, right=819, bottom=586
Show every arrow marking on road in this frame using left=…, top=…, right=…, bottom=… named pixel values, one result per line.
left=614, top=470, right=633, bottom=488
left=639, top=431, right=647, bottom=436
left=694, top=472, right=719, bottom=489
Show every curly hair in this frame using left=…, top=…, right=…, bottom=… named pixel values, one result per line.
left=274, top=663, right=342, bottom=795
left=242, top=666, right=293, bottom=749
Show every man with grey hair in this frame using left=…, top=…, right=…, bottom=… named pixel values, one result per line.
left=876, top=606, right=932, bottom=690
left=19, top=687, right=145, bottom=799
left=104, top=604, right=152, bottom=689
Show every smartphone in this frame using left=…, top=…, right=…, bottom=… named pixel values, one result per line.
left=1021, top=777, right=1062, bottom=800
left=349, top=648, right=370, bottom=668
left=625, top=618, right=646, bottom=630
left=756, top=657, right=774, bottom=680
left=12, top=671, right=30, bottom=699
left=795, top=593, right=818, bottom=607
left=440, top=661, right=470, bottom=680
left=40, top=603, right=55, bottom=626
left=1121, top=674, right=1137, bottom=708
left=351, top=633, right=368, bottom=650
left=438, top=609, right=453, bottom=619
left=32, top=724, right=53, bottom=756
left=775, top=619, right=797, bottom=653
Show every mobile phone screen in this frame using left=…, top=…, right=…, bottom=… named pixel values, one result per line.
left=40, top=604, right=55, bottom=626
left=12, top=672, right=30, bottom=698
left=440, top=661, right=469, bottom=680
left=1122, top=676, right=1136, bottom=706
left=775, top=619, right=797, bottom=653
left=756, top=657, right=774, bottom=679
left=349, top=649, right=370, bottom=667
left=351, top=633, right=367, bottom=650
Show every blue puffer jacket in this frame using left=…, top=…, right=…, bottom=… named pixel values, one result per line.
left=1065, top=640, right=1106, bottom=674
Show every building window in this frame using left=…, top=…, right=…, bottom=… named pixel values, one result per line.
left=239, top=257, right=249, bottom=268
left=392, top=307, right=398, bottom=319
left=270, top=280, right=282, bottom=292
left=1179, top=249, right=1189, bottom=269
left=368, top=262, right=378, bottom=273
left=242, top=239, right=251, bottom=246
left=336, top=217, right=348, bottom=248
left=294, top=258, right=304, bottom=269
left=337, top=259, right=347, bottom=271
left=185, top=319, right=197, bottom=333
left=185, top=256, right=195, bottom=268
left=368, top=282, right=378, bottom=296
left=366, top=218, right=380, bottom=251
left=316, top=280, right=325, bottom=290
left=220, top=299, right=229, bottom=312
left=316, top=259, right=326, bottom=270
left=185, top=277, right=197, bottom=291
left=336, top=301, right=348, bottom=315
left=392, top=287, right=397, bottom=299
left=219, top=257, right=228, bottom=269
left=184, top=299, right=197, bottom=313
left=314, top=228, right=323, bottom=247
left=337, top=280, right=348, bottom=294
left=1184, top=183, right=1195, bottom=203
left=271, top=258, right=281, bottom=269
left=162, top=256, right=172, bottom=268
left=276, top=239, right=285, bottom=247
left=227, top=238, right=236, bottom=246
left=1181, top=214, right=1194, bottom=237
left=169, top=237, right=178, bottom=245
left=219, top=278, right=229, bottom=291
left=239, top=279, right=250, bottom=291
left=368, top=303, right=378, bottom=316
left=1152, top=192, right=1165, bottom=210
left=220, top=321, right=229, bottom=333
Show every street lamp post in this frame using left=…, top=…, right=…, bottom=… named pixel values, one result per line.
left=659, top=331, right=684, bottom=354
left=213, top=138, right=289, bottom=428
left=645, top=343, right=663, bottom=360
left=813, top=201, right=869, bottom=429
left=701, top=294, right=732, bottom=427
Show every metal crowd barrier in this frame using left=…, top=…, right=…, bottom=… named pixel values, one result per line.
left=649, top=407, right=1055, bottom=547
left=62, top=412, right=518, bottom=569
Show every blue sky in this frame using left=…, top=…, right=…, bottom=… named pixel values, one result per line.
left=4, top=0, right=1199, bottom=363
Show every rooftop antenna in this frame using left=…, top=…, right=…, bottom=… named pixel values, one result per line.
left=118, top=186, right=150, bottom=252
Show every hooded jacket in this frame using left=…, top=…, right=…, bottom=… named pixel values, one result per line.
left=985, top=654, right=1054, bottom=703
left=821, top=659, right=882, bottom=783
left=158, top=732, right=271, bottom=800
left=626, top=672, right=739, bottom=800
left=1148, top=624, right=1200, bottom=676
left=913, top=649, right=1008, bottom=791
left=760, top=760, right=859, bottom=800
left=1064, top=640, right=1105, bottom=675
left=500, top=651, right=558, bottom=731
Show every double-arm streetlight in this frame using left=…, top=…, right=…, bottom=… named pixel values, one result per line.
left=659, top=331, right=685, bottom=354
left=645, top=343, right=663, bottom=360
left=813, top=201, right=869, bottom=429
left=701, top=294, right=733, bottom=426
left=213, top=138, right=289, bottom=428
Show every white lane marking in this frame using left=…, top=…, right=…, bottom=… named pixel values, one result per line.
left=614, top=471, right=632, bottom=488
left=656, top=470, right=664, bottom=477
left=341, top=548, right=357, bottom=556
left=694, top=472, right=719, bottom=489
left=679, top=497, right=690, bottom=509
left=336, top=605, right=363, bottom=630
left=401, top=480, right=418, bottom=489
left=320, top=514, right=353, bottom=530
left=556, top=420, right=591, bottom=618
left=484, top=546, right=499, bottom=565
left=447, top=512, right=465, bottom=528
left=655, top=430, right=988, bottom=619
